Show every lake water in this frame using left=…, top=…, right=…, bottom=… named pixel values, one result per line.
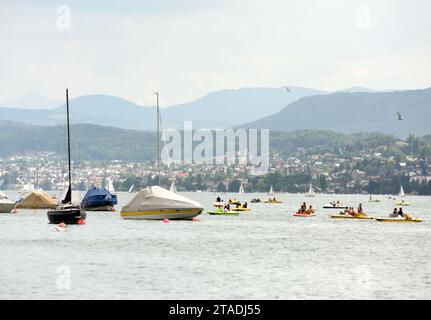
left=1, top=191, right=430, bottom=300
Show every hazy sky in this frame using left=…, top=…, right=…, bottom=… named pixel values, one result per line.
left=1, top=0, right=430, bottom=106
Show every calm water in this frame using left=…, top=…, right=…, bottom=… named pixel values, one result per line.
left=1, top=191, right=430, bottom=300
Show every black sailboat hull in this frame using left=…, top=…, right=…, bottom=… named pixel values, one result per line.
left=47, top=208, right=86, bottom=224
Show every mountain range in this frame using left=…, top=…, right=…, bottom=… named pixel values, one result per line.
left=0, top=87, right=324, bottom=130
left=0, top=86, right=430, bottom=137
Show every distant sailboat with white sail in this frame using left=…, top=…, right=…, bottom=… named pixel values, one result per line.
left=306, top=184, right=315, bottom=197
left=269, top=185, right=275, bottom=195
left=170, top=179, right=177, bottom=193
left=399, top=185, right=405, bottom=197
left=239, top=182, right=245, bottom=195
left=128, top=184, right=135, bottom=193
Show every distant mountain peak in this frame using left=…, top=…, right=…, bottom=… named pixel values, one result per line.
left=0, top=90, right=61, bottom=109
left=335, top=86, right=376, bottom=93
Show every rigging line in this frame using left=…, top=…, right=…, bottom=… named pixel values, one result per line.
left=158, top=109, right=175, bottom=182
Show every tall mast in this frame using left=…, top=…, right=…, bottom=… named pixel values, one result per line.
left=66, top=88, right=72, bottom=203
left=155, top=92, right=161, bottom=186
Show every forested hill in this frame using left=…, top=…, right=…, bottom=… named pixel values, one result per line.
left=2, top=120, right=431, bottom=162
left=239, top=88, right=431, bottom=138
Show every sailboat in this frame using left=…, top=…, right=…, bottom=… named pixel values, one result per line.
left=269, top=185, right=275, bottom=195
left=47, top=89, right=86, bottom=225
left=399, top=185, right=405, bottom=197
left=305, top=184, right=315, bottom=197
left=396, top=185, right=410, bottom=206
left=239, top=182, right=245, bottom=195
left=121, top=92, right=203, bottom=220
left=128, top=184, right=135, bottom=193
left=105, top=177, right=118, bottom=205
left=169, top=179, right=177, bottom=193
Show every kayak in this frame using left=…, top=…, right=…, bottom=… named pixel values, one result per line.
left=251, top=199, right=261, bottom=203
left=264, top=201, right=283, bottom=204
left=369, top=200, right=381, bottom=203
left=395, top=202, right=410, bottom=206
left=231, top=207, right=251, bottom=212
left=375, top=217, right=423, bottom=223
left=331, top=214, right=374, bottom=220
left=293, top=213, right=315, bottom=217
left=323, top=206, right=348, bottom=209
left=207, top=210, right=240, bottom=216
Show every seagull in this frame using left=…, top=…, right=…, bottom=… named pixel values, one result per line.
left=397, top=112, right=404, bottom=120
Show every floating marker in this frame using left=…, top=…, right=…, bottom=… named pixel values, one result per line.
left=78, top=219, right=86, bottom=225
left=163, top=219, right=170, bottom=224
left=192, top=217, right=200, bottom=222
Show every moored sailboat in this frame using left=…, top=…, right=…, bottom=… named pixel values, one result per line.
left=121, top=92, right=203, bottom=220
left=47, top=89, right=86, bottom=225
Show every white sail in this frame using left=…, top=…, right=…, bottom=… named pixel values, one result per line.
left=128, top=184, right=135, bottom=193
left=306, top=184, right=315, bottom=197
left=239, top=182, right=245, bottom=194
left=169, top=179, right=177, bottom=193
left=269, top=185, right=275, bottom=195
left=399, top=185, right=405, bottom=197
left=106, top=178, right=115, bottom=193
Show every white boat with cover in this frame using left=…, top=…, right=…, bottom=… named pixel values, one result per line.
left=0, top=191, right=16, bottom=213
left=121, top=186, right=203, bottom=220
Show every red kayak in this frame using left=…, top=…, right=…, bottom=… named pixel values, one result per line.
left=293, top=213, right=315, bottom=217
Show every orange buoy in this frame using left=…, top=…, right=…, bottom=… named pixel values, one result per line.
left=58, top=222, right=66, bottom=228
left=112, top=207, right=116, bottom=212
left=163, top=219, right=170, bottom=224
left=192, top=217, right=200, bottom=222
left=78, top=219, right=86, bottom=225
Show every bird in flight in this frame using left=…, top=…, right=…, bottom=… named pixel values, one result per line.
left=397, top=112, right=404, bottom=120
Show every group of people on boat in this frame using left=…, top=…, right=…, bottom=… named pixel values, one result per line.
left=339, top=204, right=368, bottom=217
left=297, top=202, right=315, bottom=215
left=215, top=196, right=247, bottom=212
left=329, top=200, right=344, bottom=207
left=389, top=207, right=413, bottom=220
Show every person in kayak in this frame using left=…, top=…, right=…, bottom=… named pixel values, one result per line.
left=243, top=202, right=248, bottom=208
left=306, top=205, right=315, bottom=215
left=389, top=208, right=398, bottom=218
left=357, top=204, right=363, bottom=213
left=300, top=202, right=307, bottom=213
left=398, top=208, right=405, bottom=217
left=216, top=196, right=221, bottom=203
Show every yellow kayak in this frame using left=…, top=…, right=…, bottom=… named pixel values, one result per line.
left=231, top=207, right=251, bottom=212
left=375, top=217, right=423, bottom=223
left=331, top=214, right=374, bottom=220
left=395, top=202, right=410, bottom=206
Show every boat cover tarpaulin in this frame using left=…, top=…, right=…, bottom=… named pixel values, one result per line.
left=16, top=190, right=58, bottom=209
left=122, top=186, right=203, bottom=213
left=82, top=187, right=112, bottom=201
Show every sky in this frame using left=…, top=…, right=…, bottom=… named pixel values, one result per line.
left=1, top=0, right=431, bottom=106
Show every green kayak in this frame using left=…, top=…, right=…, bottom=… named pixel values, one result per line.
left=207, top=210, right=240, bottom=216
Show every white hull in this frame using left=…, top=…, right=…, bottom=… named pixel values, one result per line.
left=122, top=212, right=201, bottom=220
